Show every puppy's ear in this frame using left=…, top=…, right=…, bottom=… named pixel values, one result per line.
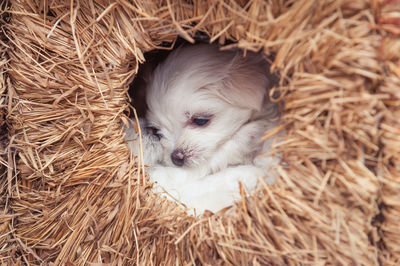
left=218, top=53, right=271, bottom=111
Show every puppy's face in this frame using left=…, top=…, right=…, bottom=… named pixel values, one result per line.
left=145, top=45, right=271, bottom=172
left=146, top=90, right=253, bottom=168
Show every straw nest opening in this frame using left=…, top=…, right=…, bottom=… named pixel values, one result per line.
left=1, top=0, right=400, bottom=264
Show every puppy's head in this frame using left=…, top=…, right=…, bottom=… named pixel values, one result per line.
left=145, top=44, right=273, bottom=171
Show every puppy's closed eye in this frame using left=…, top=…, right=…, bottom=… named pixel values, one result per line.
left=191, top=117, right=210, bottom=126
left=145, top=126, right=162, bottom=140
left=190, top=114, right=212, bottom=127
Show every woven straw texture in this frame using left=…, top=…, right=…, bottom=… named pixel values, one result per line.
left=1, top=0, right=400, bottom=265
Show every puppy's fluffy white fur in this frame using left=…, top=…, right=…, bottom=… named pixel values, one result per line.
left=127, top=44, right=278, bottom=215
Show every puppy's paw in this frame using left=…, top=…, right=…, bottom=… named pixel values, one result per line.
left=177, top=165, right=267, bottom=214
left=147, top=166, right=195, bottom=203
left=216, top=165, right=265, bottom=192
left=125, top=118, right=163, bottom=165
left=230, top=164, right=275, bottom=186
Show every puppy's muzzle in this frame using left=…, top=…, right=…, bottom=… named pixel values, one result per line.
left=171, top=149, right=185, bottom=166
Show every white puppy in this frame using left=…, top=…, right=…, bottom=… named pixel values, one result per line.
left=127, top=44, right=278, bottom=215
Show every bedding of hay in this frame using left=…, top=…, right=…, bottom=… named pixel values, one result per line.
left=1, top=0, right=400, bottom=264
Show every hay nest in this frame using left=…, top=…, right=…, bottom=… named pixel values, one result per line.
left=2, top=0, right=400, bottom=264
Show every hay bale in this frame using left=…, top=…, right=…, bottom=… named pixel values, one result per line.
left=2, top=0, right=399, bottom=264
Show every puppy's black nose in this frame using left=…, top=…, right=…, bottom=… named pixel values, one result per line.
left=171, top=149, right=185, bottom=166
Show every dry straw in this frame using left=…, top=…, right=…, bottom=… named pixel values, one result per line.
left=1, top=0, right=399, bottom=264
left=1, top=1, right=15, bottom=262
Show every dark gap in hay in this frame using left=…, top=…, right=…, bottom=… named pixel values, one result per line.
left=371, top=201, right=385, bottom=247
left=128, top=45, right=170, bottom=117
